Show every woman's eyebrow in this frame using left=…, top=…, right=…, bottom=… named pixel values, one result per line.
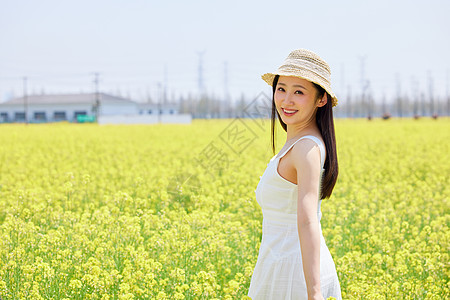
left=278, top=82, right=308, bottom=90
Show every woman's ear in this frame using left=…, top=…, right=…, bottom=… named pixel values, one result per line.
left=317, top=93, right=328, bottom=107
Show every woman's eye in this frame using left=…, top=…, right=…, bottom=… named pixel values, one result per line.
left=295, top=90, right=303, bottom=94
left=277, top=87, right=285, bottom=92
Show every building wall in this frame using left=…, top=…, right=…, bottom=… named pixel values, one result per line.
left=0, top=103, right=93, bottom=122
left=0, top=102, right=139, bottom=123
left=100, top=101, right=138, bottom=115
left=0, top=99, right=183, bottom=123
left=137, top=104, right=178, bottom=115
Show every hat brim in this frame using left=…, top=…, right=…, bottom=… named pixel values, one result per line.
left=261, top=72, right=338, bottom=107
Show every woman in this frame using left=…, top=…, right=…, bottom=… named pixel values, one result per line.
left=248, top=49, right=342, bottom=300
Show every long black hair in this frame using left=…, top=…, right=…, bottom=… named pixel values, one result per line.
left=270, top=75, right=338, bottom=199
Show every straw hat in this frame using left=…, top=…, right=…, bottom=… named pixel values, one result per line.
left=262, top=49, right=338, bottom=107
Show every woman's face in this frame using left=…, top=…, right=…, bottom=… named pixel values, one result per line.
left=274, top=76, right=325, bottom=126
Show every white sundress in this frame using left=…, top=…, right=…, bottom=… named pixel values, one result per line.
left=248, top=135, right=342, bottom=300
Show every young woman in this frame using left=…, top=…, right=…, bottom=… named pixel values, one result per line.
left=248, top=49, right=342, bottom=300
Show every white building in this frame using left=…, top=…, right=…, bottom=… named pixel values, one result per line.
left=0, top=93, right=184, bottom=123
left=137, top=102, right=179, bottom=115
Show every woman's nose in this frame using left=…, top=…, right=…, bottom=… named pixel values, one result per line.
left=283, top=92, right=294, bottom=104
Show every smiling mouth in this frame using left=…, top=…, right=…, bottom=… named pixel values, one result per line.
left=282, top=108, right=298, bottom=116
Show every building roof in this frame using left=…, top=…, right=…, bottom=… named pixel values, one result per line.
left=1, top=93, right=136, bottom=105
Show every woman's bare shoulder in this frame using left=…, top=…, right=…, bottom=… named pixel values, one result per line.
left=289, top=138, right=322, bottom=169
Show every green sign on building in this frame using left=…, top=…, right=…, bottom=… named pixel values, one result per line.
left=77, top=115, right=96, bottom=123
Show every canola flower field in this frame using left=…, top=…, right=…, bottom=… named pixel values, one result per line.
left=0, top=118, right=449, bottom=299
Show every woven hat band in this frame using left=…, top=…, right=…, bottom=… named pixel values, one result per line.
left=278, top=63, right=330, bottom=83
left=282, top=58, right=331, bottom=82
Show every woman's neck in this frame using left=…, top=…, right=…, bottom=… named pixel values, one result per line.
left=285, top=120, right=319, bottom=142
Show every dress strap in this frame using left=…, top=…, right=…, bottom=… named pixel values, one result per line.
left=278, top=135, right=326, bottom=169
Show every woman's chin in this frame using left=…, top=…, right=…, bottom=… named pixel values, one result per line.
left=280, top=117, right=298, bottom=125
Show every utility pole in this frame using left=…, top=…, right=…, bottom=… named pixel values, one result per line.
left=428, top=71, right=435, bottom=118
left=381, top=93, right=387, bottom=118
left=93, top=72, right=100, bottom=121
left=224, top=61, right=230, bottom=118
left=197, top=51, right=207, bottom=118
left=146, top=88, right=152, bottom=103
left=359, top=55, right=369, bottom=118
left=347, top=85, right=352, bottom=118
left=396, top=74, right=402, bottom=118
left=197, top=51, right=205, bottom=96
left=23, top=76, right=28, bottom=124
left=421, top=92, right=426, bottom=117
left=340, top=63, right=345, bottom=101
left=339, top=63, right=345, bottom=119
left=446, top=69, right=449, bottom=116
left=164, top=64, right=168, bottom=105
left=411, top=76, right=419, bottom=118
left=157, top=82, right=162, bottom=123
left=367, top=91, right=373, bottom=120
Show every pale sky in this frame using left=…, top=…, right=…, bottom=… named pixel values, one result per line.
left=0, top=0, right=449, bottom=104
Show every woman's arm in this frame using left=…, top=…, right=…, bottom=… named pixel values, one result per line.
left=290, top=139, right=324, bottom=300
